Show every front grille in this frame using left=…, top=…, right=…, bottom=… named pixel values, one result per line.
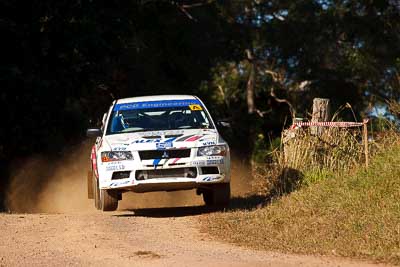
left=139, top=149, right=191, bottom=160
left=135, top=167, right=197, bottom=180
left=112, top=171, right=131, bottom=180
left=201, top=167, right=219, bottom=174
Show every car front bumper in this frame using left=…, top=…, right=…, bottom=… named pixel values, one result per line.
left=97, top=154, right=230, bottom=192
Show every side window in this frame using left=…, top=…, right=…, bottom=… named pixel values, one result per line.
left=103, top=105, right=114, bottom=133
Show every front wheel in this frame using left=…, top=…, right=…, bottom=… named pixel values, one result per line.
left=202, top=183, right=230, bottom=207
left=100, top=189, right=118, bottom=211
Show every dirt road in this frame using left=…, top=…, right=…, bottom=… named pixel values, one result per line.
left=0, top=144, right=391, bottom=266
left=0, top=203, right=390, bottom=267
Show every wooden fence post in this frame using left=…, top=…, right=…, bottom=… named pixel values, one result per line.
left=311, top=98, right=331, bottom=135
left=363, top=119, right=369, bottom=168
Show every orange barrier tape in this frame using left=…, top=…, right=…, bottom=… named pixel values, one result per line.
left=290, top=119, right=369, bottom=129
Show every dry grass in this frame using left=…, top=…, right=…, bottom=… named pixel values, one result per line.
left=202, top=131, right=400, bottom=264
left=387, top=100, right=400, bottom=118
left=281, top=127, right=364, bottom=172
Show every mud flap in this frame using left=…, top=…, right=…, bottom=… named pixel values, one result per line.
left=87, top=170, right=94, bottom=199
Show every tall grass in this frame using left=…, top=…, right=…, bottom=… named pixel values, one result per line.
left=281, top=127, right=363, bottom=171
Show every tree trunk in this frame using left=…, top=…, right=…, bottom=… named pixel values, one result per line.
left=245, top=49, right=255, bottom=114
left=311, top=98, right=331, bottom=135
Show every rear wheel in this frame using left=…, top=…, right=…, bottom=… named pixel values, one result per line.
left=202, top=183, right=230, bottom=207
left=100, top=189, right=118, bottom=211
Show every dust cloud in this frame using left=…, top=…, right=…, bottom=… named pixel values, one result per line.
left=230, top=156, right=253, bottom=196
left=5, top=143, right=253, bottom=213
left=5, top=142, right=93, bottom=213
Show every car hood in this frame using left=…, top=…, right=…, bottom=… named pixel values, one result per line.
left=102, top=129, right=220, bottom=151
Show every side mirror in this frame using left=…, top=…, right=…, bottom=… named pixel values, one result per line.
left=216, top=120, right=231, bottom=128
left=86, top=128, right=102, bottom=138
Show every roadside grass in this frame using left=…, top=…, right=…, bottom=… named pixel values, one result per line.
left=202, top=140, right=400, bottom=264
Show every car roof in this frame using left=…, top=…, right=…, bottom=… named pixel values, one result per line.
left=116, top=95, right=198, bottom=104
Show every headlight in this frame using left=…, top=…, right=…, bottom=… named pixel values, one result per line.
left=101, top=151, right=133, bottom=162
left=197, top=145, right=226, bottom=156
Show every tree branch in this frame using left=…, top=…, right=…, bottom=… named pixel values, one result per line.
left=174, top=0, right=214, bottom=21
left=181, top=1, right=214, bottom=8
left=177, top=4, right=196, bottom=21
left=270, top=86, right=296, bottom=119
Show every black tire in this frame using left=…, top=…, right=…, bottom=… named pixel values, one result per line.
left=87, top=171, right=94, bottom=199
left=92, top=174, right=101, bottom=210
left=202, top=183, right=231, bottom=207
left=100, top=189, right=118, bottom=211
left=203, top=190, right=213, bottom=206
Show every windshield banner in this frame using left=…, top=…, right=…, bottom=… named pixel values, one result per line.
left=114, top=99, right=202, bottom=111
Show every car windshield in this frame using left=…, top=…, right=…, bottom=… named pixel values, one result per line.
left=106, top=99, right=213, bottom=135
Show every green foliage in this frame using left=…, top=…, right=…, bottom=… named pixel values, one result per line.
left=301, top=168, right=334, bottom=186
left=252, top=134, right=269, bottom=163
left=252, top=134, right=281, bottom=163
left=370, top=116, right=397, bottom=132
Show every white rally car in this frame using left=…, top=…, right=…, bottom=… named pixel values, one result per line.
left=87, top=95, right=231, bottom=211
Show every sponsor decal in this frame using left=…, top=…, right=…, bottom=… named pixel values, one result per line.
left=176, top=134, right=194, bottom=142
left=137, top=130, right=184, bottom=137
left=202, top=176, right=221, bottom=182
left=185, top=135, right=201, bottom=142
left=156, top=141, right=173, bottom=150
left=207, top=156, right=223, bottom=160
left=153, top=158, right=162, bottom=165
left=201, top=141, right=216, bottom=146
left=106, top=161, right=126, bottom=171
left=192, top=160, right=206, bottom=166
left=206, top=159, right=224, bottom=165
left=204, top=156, right=224, bottom=165
left=189, top=104, right=203, bottom=111
left=171, top=158, right=180, bottom=164
left=133, top=137, right=177, bottom=146
left=132, top=139, right=161, bottom=144
left=106, top=164, right=126, bottom=171
left=153, top=158, right=162, bottom=169
left=157, top=137, right=178, bottom=150
left=114, top=99, right=202, bottom=111
left=192, top=156, right=224, bottom=166
left=107, top=161, right=124, bottom=164
left=109, top=180, right=130, bottom=187
left=112, top=146, right=128, bottom=151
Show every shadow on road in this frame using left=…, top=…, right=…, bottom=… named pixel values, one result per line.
left=114, top=194, right=268, bottom=218
left=116, top=205, right=217, bottom=218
